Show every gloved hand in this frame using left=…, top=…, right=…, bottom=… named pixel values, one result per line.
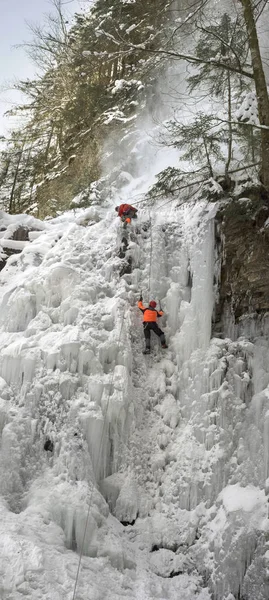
left=139, top=294, right=143, bottom=302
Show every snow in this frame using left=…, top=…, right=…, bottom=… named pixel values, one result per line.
left=111, top=79, right=144, bottom=96
left=236, top=92, right=259, bottom=125
left=0, top=196, right=214, bottom=599
left=0, top=159, right=268, bottom=598
left=0, top=34, right=268, bottom=600
left=0, top=239, right=28, bottom=250
left=0, top=187, right=267, bottom=600
left=0, top=210, right=47, bottom=234
left=126, top=24, right=138, bottom=35
left=220, top=484, right=266, bottom=514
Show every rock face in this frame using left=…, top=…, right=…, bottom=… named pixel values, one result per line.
left=0, top=227, right=32, bottom=271
left=11, top=226, right=33, bottom=242
left=214, top=194, right=269, bottom=338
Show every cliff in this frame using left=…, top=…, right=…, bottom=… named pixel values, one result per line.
left=214, top=192, right=269, bottom=338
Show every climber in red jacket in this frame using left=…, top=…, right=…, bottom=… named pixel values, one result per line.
left=115, top=203, right=138, bottom=225
left=138, top=295, right=168, bottom=354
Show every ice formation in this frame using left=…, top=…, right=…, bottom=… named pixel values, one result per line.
left=0, top=186, right=268, bottom=600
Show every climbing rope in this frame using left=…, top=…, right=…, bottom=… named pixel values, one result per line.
left=72, top=307, right=127, bottom=600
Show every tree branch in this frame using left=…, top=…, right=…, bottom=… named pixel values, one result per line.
left=197, top=25, right=243, bottom=70
left=215, top=116, right=269, bottom=131
left=124, top=45, right=254, bottom=79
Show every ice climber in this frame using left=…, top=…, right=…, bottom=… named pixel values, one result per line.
left=115, top=203, right=138, bottom=225
left=137, top=295, right=168, bottom=354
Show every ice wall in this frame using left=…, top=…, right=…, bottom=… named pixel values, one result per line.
left=119, top=200, right=269, bottom=600
left=0, top=195, right=268, bottom=600
left=0, top=211, right=137, bottom=567
left=0, top=179, right=268, bottom=600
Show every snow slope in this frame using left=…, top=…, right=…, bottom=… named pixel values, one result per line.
left=0, top=189, right=268, bottom=600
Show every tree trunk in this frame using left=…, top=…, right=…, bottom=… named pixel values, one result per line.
left=56, top=123, right=64, bottom=154
left=9, top=146, right=24, bottom=214
left=0, top=157, right=11, bottom=187
left=203, top=138, right=213, bottom=178
left=120, top=57, right=126, bottom=78
left=112, top=59, right=118, bottom=81
left=44, top=124, right=54, bottom=164
left=239, top=0, right=269, bottom=191
left=225, top=69, right=233, bottom=180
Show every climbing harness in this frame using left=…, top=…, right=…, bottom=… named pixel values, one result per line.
left=72, top=308, right=127, bottom=600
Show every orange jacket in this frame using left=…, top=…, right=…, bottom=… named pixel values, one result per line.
left=138, top=300, right=163, bottom=322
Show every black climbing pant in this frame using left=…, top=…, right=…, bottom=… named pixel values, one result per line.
left=143, top=322, right=166, bottom=350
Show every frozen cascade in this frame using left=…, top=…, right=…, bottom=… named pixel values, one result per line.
left=120, top=202, right=269, bottom=599
left=0, top=197, right=267, bottom=600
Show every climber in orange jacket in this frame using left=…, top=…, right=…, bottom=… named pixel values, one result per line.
left=115, top=203, right=138, bottom=225
left=138, top=295, right=168, bottom=354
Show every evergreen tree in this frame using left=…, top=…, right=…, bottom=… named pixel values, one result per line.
left=186, top=13, right=251, bottom=182
left=165, top=113, right=224, bottom=178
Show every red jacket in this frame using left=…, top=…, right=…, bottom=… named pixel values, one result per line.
left=138, top=300, right=163, bottom=322
left=117, top=204, right=136, bottom=217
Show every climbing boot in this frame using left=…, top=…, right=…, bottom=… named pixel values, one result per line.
left=143, top=348, right=150, bottom=354
left=161, top=343, right=168, bottom=349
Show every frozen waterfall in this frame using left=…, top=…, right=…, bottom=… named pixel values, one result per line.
left=0, top=199, right=267, bottom=600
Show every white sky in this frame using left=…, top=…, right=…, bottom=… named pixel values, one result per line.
left=0, top=0, right=91, bottom=137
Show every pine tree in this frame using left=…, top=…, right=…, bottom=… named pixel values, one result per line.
left=164, top=113, right=224, bottom=178
left=186, top=12, right=251, bottom=183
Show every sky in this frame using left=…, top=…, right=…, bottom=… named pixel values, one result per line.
left=0, top=0, right=90, bottom=137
